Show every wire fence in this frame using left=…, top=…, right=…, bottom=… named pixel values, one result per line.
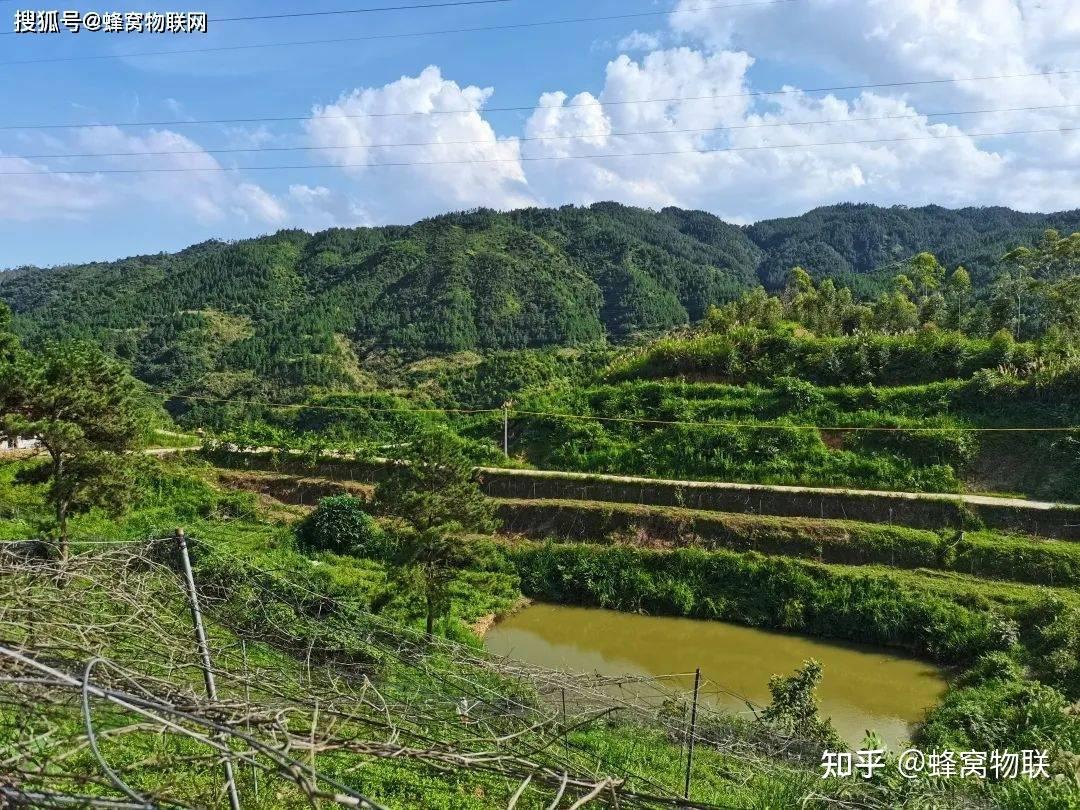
left=0, top=536, right=850, bottom=809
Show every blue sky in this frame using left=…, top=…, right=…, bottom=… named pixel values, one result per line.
left=1, top=0, right=1078, bottom=268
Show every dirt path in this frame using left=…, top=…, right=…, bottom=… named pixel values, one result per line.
left=157, top=443, right=1080, bottom=510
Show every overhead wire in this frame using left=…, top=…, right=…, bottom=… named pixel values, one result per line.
left=156, top=392, right=1080, bottom=432
left=1, top=102, right=1077, bottom=162
left=1, top=124, right=1076, bottom=175
left=0, top=0, right=801, bottom=62
left=216, top=0, right=511, bottom=24
left=3, top=67, right=1079, bottom=130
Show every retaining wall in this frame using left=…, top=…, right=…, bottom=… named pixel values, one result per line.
left=479, top=468, right=1080, bottom=540
left=201, top=449, right=1080, bottom=539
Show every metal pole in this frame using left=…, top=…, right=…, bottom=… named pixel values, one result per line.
left=560, top=687, right=568, bottom=759
left=684, top=668, right=701, bottom=800
left=241, top=639, right=259, bottom=802
left=503, top=405, right=509, bottom=458
left=176, top=528, right=242, bottom=810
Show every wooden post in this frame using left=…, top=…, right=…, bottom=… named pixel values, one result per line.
left=561, top=687, right=568, bottom=759
left=684, top=668, right=701, bottom=800
left=503, top=400, right=513, bottom=458
left=241, top=638, right=259, bottom=802
left=177, top=528, right=242, bottom=810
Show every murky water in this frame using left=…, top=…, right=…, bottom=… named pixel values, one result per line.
left=484, top=603, right=947, bottom=748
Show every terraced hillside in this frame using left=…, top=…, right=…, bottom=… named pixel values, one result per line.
left=205, top=325, right=1080, bottom=501
left=3, top=454, right=872, bottom=809
left=4, top=220, right=1080, bottom=807
left=201, top=446, right=1080, bottom=807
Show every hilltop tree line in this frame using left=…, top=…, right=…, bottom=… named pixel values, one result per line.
left=1, top=203, right=1079, bottom=397
left=709, top=229, right=1080, bottom=345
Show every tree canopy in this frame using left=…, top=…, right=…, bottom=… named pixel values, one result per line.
left=1, top=337, right=154, bottom=555
left=4, top=203, right=1079, bottom=397
left=374, top=431, right=498, bottom=635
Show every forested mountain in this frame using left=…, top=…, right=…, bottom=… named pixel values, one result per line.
left=748, top=203, right=1080, bottom=292
left=2, top=201, right=1077, bottom=392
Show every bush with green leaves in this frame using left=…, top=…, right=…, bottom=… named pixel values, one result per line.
left=759, top=659, right=844, bottom=751
left=296, top=495, right=392, bottom=559
left=498, top=540, right=1002, bottom=662
left=917, top=651, right=1080, bottom=755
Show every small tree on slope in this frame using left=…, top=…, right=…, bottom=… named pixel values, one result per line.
left=374, top=431, right=497, bottom=636
left=2, top=338, right=152, bottom=558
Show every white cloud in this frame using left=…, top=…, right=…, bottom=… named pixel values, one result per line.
left=617, top=30, right=663, bottom=52
left=71, top=128, right=288, bottom=225
left=670, top=0, right=1080, bottom=109
left=300, top=35, right=1080, bottom=225
left=653, top=0, right=1080, bottom=214
left=303, top=65, right=535, bottom=223
left=163, top=98, right=188, bottom=119
left=287, top=184, right=371, bottom=230
left=26, top=2, right=1070, bottom=236
left=0, top=153, right=110, bottom=222
left=514, top=46, right=1022, bottom=217
left=0, top=127, right=289, bottom=226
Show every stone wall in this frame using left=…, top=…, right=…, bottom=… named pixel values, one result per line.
left=478, top=468, right=1080, bottom=540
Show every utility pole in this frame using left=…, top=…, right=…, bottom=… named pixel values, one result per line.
left=503, top=400, right=512, bottom=458
left=241, top=639, right=259, bottom=802
left=684, top=668, right=701, bottom=800
left=176, top=528, right=242, bottom=810
left=560, top=687, right=568, bottom=759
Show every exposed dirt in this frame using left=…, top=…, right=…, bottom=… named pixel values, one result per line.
left=962, top=433, right=1070, bottom=501
left=474, top=597, right=533, bottom=639
left=469, top=614, right=497, bottom=637
left=216, top=470, right=373, bottom=507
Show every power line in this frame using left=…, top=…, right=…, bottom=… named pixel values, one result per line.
left=0, top=0, right=514, bottom=35
left=158, top=392, right=1080, bottom=432
left=0, top=0, right=799, bottom=64
left=2, top=67, right=1078, bottom=132
left=0, top=125, right=1073, bottom=175
left=166, top=392, right=501, bottom=416
left=3, top=102, right=1077, bottom=162
left=214, top=0, right=512, bottom=24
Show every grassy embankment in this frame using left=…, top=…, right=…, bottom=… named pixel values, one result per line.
left=213, top=330, right=1080, bottom=501
left=0, top=453, right=894, bottom=809
left=441, top=330, right=1080, bottom=501
left=202, top=448, right=1080, bottom=806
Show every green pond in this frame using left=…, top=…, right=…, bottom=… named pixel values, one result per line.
left=484, top=603, right=947, bottom=749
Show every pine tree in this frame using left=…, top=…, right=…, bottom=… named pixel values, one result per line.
left=375, top=431, right=497, bottom=635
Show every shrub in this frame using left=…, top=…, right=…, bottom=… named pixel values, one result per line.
left=502, top=540, right=999, bottom=662
left=772, top=376, right=825, bottom=411
left=917, top=652, right=1080, bottom=756
left=297, top=495, right=391, bottom=559
left=606, top=328, right=1036, bottom=387
left=1027, top=598, right=1080, bottom=698
left=760, top=659, right=844, bottom=750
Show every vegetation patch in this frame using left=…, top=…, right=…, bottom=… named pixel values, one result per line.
left=494, top=498, right=1080, bottom=586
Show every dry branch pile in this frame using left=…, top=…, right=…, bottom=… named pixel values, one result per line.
left=0, top=542, right=824, bottom=809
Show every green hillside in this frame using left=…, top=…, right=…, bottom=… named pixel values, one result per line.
left=3, top=202, right=1079, bottom=396
left=3, top=257, right=1080, bottom=807
left=747, top=203, right=1080, bottom=292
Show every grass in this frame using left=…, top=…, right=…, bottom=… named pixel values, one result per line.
left=1, top=456, right=879, bottom=809
left=493, top=497, right=1080, bottom=587
left=2, top=454, right=1076, bottom=807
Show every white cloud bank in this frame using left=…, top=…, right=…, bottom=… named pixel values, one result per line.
left=295, top=0, right=1080, bottom=226
left=0, top=127, right=288, bottom=226
left=4, top=1, right=1078, bottom=229
left=303, top=65, right=534, bottom=223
